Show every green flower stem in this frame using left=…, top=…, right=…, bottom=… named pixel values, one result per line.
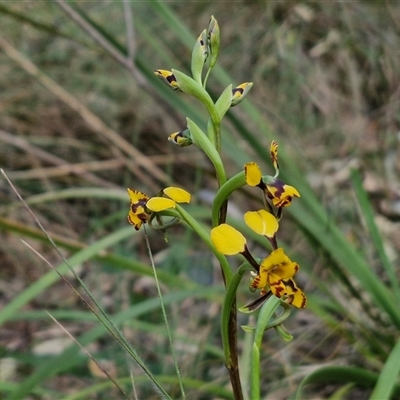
left=172, top=69, right=221, bottom=150
left=213, top=121, right=222, bottom=156
left=174, top=204, right=232, bottom=284
left=212, top=171, right=246, bottom=227
left=196, top=88, right=221, bottom=152
left=187, top=118, right=227, bottom=187
left=203, top=66, right=212, bottom=89
left=250, top=296, right=281, bottom=400
left=221, top=263, right=253, bottom=365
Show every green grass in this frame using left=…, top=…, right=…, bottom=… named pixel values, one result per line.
left=1, top=1, right=400, bottom=399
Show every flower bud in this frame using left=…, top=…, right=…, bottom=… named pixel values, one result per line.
left=154, top=69, right=180, bottom=91
left=207, top=15, right=220, bottom=68
left=168, top=129, right=193, bottom=147
left=231, top=82, right=253, bottom=106
left=191, top=29, right=208, bottom=84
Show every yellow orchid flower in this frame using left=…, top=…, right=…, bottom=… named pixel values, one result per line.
left=127, top=189, right=150, bottom=231
left=249, top=248, right=306, bottom=308
left=146, top=187, right=191, bottom=212
left=127, top=187, right=191, bottom=230
left=244, top=162, right=300, bottom=208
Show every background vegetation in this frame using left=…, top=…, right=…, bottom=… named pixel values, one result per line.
left=1, top=1, right=400, bottom=399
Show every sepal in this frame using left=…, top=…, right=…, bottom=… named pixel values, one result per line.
left=191, top=29, right=208, bottom=85
left=172, top=69, right=210, bottom=102
left=239, top=292, right=272, bottom=313
left=207, top=15, right=220, bottom=68
left=215, top=85, right=233, bottom=120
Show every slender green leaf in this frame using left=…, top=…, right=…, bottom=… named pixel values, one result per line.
left=370, top=335, right=400, bottom=400
left=294, top=366, right=400, bottom=400
left=350, top=168, right=400, bottom=302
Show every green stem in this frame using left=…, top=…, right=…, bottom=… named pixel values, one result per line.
left=203, top=66, right=212, bottom=89
left=171, top=70, right=220, bottom=150
left=187, top=118, right=227, bottom=187
left=198, top=86, right=220, bottom=152
left=213, top=120, right=221, bottom=155
left=220, top=264, right=252, bottom=400
left=250, top=296, right=281, bottom=400
left=221, top=263, right=253, bottom=364
left=212, top=171, right=246, bottom=227
left=174, top=204, right=233, bottom=284
left=211, top=172, right=247, bottom=400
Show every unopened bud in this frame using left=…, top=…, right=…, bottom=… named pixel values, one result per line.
left=207, top=16, right=220, bottom=68
left=154, top=69, right=180, bottom=91
left=191, top=29, right=208, bottom=84
left=168, top=129, right=193, bottom=147
left=231, top=82, right=253, bottom=106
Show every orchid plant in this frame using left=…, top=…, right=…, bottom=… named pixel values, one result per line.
left=127, top=16, right=306, bottom=400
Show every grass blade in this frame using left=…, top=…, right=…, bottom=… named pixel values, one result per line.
left=350, top=168, right=400, bottom=302
left=370, top=335, right=400, bottom=400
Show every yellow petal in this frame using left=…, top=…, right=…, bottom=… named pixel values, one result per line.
left=211, top=224, right=246, bottom=255
left=283, top=279, right=307, bottom=308
left=127, top=188, right=150, bottom=230
left=267, top=273, right=287, bottom=298
left=249, top=272, right=267, bottom=291
left=267, top=182, right=300, bottom=207
left=273, top=261, right=299, bottom=279
left=284, top=185, right=300, bottom=198
left=244, top=162, right=262, bottom=186
left=244, top=210, right=278, bottom=238
left=163, top=187, right=191, bottom=203
left=127, top=212, right=145, bottom=231
left=154, top=69, right=180, bottom=90
left=146, top=197, right=176, bottom=212
left=289, top=290, right=307, bottom=308
left=259, top=248, right=288, bottom=272
left=270, top=140, right=279, bottom=171
left=127, top=188, right=149, bottom=204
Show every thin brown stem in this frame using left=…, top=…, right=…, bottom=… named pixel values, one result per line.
left=227, top=299, right=244, bottom=400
